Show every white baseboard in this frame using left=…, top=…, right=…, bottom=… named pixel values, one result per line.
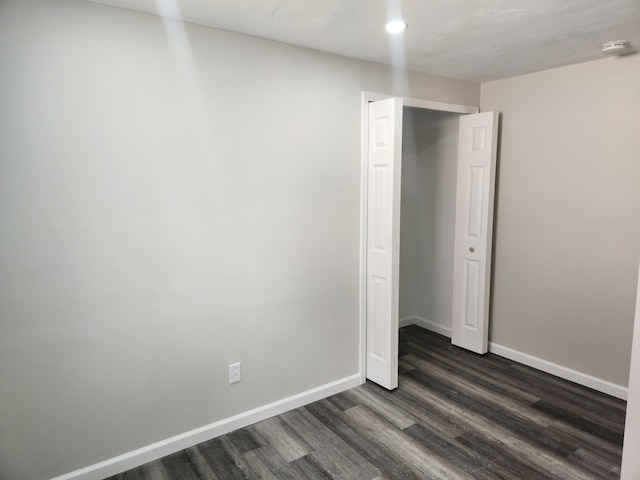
left=52, top=374, right=362, bottom=480
left=400, top=317, right=628, bottom=400
left=400, top=316, right=452, bottom=338
left=488, top=342, right=628, bottom=400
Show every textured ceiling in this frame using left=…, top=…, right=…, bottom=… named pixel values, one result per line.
left=87, top=0, right=640, bottom=82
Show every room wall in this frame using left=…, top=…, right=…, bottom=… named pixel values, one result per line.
left=481, top=55, right=640, bottom=387
left=399, top=109, right=459, bottom=330
left=0, top=1, right=480, bottom=479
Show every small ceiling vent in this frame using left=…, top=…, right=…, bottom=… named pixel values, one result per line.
left=601, top=40, right=630, bottom=55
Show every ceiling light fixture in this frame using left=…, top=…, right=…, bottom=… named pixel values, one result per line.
left=385, top=20, right=407, bottom=34
left=601, top=40, right=630, bottom=55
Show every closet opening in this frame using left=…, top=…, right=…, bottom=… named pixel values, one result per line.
left=360, top=93, right=498, bottom=389
left=399, top=108, right=461, bottom=338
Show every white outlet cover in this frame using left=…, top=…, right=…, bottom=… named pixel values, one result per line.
left=229, top=362, right=241, bottom=384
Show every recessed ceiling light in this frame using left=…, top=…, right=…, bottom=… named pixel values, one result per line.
left=385, top=20, right=407, bottom=34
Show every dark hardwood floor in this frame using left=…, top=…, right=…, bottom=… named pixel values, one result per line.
left=108, top=325, right=627, bottom=479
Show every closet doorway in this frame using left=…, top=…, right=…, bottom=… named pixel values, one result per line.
left=360, top=93, right=499, bottom=389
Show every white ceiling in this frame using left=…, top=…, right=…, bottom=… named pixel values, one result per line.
left=88, top=0, right=640, bottom=82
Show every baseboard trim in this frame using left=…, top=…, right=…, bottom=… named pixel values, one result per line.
left=488, top=342, right=628, bottom=400
left=400, top=318, right=628, bottom=400
left=52, top=374, right=362, bottom=480
left=400, top=316, right=452, bottom=338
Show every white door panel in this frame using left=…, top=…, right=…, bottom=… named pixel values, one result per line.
left=451, top=111, right=499, bottom=354
left=366, top=97, right=402, bottom=389
left=621, top=263, right=640, bottom=479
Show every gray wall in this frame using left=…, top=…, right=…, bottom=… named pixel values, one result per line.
left=0, top=1, right=480, bottom=479
left=482, top=55, right=640, bottom=387
left=400, top=109, right=459, bottom=329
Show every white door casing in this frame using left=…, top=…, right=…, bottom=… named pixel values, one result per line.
left=620, top=262, right=640, bottom=480
left=365, top=97, right=403, bottom=390
left=451, top=111, right=499, bottom=354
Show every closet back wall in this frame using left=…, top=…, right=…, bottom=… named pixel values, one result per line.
left=400, top=109, right=461, bottom=332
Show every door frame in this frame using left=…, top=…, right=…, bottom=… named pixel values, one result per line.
left=359, top=92, right=479, bottom=383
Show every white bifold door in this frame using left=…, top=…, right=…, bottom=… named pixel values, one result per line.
left=365, top=98, right=498, bottom=389
left=365, top=97, right=403, bottom=390
left=451, top=112, right=499, bottom=354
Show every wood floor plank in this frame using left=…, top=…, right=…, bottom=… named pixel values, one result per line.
left=398, top=375, right=600, bottom=480
left=402, top=422, right=515, bottom=480
left=343, top=404, right=475, bottom=480
left=360, top=382, right=468, bottom=439
left=344, top=385, right=418, bottom=429
left=193, top=437, right=250, bottom=479
left=401, top=342, right=542, bottom=404
left=510, top=362, right=627, bottom=413
left=566, top=448, right=622, bottom=480
left=546, top=420, right=623, bottom=464
left=304, top=399, right=412, bottom=477
left=324, top=391, right=358, bottom=411
left=241, top=445, right=300, bottom=480
left=184, top=446, right=222, bottom=480
left=251, top=415, right=312, bottom=462
left=226, top=427, right=261, bottom=455
left=280, top=408, right=382, bottom=479
left=401, top=326, right=624, bottom=417
left=107, top=326, right=626, bottom=480
left=532, top=399, right=624, bottom=446
left=160, top=450, right=203, bottom=480
left=398, top=356, right=417, bottom=373
left=455, top=430, right=560, bottom=480
left=405, top=365, right=579, bottom=458
left=289, top=454, right=334, bottom=480
left=403, top=352, right=553, bottom=428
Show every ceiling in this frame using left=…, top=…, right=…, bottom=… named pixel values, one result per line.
left=88, top=0, right=640, bottom=82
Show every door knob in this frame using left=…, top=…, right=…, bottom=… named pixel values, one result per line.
left=469, top=247, right=475, bottom=252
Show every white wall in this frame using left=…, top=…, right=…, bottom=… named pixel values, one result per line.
left=0, top=1, right=479, bottom=479
left=400, top=109, right=460, bottom=330
left=481, top=55, right=640, bottom=387
left=399, top=110, right=420, bottom=320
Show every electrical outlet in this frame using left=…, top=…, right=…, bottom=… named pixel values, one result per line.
left=229, top=362, right=241, bottom=384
